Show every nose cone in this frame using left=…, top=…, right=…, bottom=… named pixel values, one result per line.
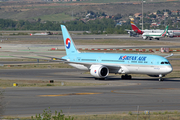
left=166, top=65, right=173, bottom=74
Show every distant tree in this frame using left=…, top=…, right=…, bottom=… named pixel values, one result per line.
left=167, top=19, right=173, bottom=26
left=113, top=14, right=122, bottom=20
left=106, top=27, right=114, bottom=34
left=143, top=18, right=152, bottom=24
left=148, top=14, right=156, bottom=19
left=163, top=9, right=171, bottom=15
left=143, top=13, right=147, bottom=17
left=100, top=12, right=107, bottom=16
left=87, top=11, right=95, bottom=15
left=37, top=18, right=41, bottom=23
left=157, top=10, right=160, bottom=14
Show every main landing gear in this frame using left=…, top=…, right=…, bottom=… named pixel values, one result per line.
left=155, top=38, right=160, bottom=40
left=95, top=78, right=105, bottom=80
left=121, top=74, right=132, bottom=80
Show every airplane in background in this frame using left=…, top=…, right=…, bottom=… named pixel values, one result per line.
left=130, top=21, right=180, bottom=38
left=30, top=32, right=52, bottom=36
left=53, top=25, right=172, bottom=81
left=142, top=26, right=168, bottom=40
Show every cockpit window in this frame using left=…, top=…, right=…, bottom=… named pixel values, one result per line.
left=161, top=62, right=169, bottom=64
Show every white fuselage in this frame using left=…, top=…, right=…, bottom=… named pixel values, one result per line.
left=68, top=62, right=172, bottom=76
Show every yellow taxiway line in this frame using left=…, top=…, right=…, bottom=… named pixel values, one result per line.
left=38, top=92, right=102, bottom=97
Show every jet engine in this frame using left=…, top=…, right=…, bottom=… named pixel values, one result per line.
left=148, top=75, right=165, bottom=77
left=142, top=36, right=147, bottom=40
left=168, top=32, right=173, bottom=38
left=90, top=65, right=109, bottom=78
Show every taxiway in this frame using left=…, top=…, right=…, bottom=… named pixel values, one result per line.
left=1, top=68, right=180, bottom=116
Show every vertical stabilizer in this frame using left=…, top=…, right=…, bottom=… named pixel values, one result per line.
left=130, top=21, right=143, bottom=34
left=161, top=26, right=168, bottom=37
left=131, top=21, right=139, bottom=31
left=61, top=25, right=79, bottom=55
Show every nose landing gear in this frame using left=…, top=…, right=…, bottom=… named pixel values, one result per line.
left=159, top=74, right=164, bottom=82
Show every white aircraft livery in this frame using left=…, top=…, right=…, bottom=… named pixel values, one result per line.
left=60, top=25, right=173, bottom=81
left=142, top=26, right=168, bottom=40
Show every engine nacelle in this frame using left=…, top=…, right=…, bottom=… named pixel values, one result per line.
left=168, top=32, right=174, bottom=38
left=148, top=75, right=165, bottom=77
left=142, top=36, right=147, bottom=40
left=90, top=65, right=109, bottom=78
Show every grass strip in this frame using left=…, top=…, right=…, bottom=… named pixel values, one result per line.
left=4, top=111, right=180, bottom=120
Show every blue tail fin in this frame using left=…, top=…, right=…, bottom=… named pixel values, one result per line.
left=61, top=25, right=79, bottom=55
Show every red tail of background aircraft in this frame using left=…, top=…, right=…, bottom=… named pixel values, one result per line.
left=130, top=21, right=144, bottom=34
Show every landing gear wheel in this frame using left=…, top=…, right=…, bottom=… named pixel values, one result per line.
left=121, top=75, right=132, bottom=80
left=121, top=75, right=125, bottom=79
left=159, top=78, right=163, bottom=82
left=159, top=74, right=164, bottom=82
left=128, top=75, right=132, bottom=79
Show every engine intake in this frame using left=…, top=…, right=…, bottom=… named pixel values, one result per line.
left=143, top=36, right=147, bottom=40
left=90, top=65, right=109, bottom=78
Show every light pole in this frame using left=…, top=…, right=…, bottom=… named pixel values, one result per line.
left=142, top=0, right=144, bottom=30
left=142, top=0, right=145, bottom=30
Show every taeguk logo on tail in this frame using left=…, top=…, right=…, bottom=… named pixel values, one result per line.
left=66, top=38, right=71, bottom=49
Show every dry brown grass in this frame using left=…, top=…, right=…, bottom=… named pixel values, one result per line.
left=2, top=37, right=180, bottom=46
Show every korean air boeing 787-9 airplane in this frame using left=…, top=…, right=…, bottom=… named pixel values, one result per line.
left=58, top=25, right=173, bottom=81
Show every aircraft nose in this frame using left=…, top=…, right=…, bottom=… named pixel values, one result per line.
left=166, top=66, right=173, bottom=73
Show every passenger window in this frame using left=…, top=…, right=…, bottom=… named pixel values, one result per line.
left=161, top=62, right=164, bottom=64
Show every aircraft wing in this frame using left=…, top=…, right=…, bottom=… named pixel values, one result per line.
left=164, top=53, right=173, bottom=58
left=125, top=29, right=133, bottom=32
left=11, top=55, right=67, bottom=62
left=37, top=54, right=121, bottom=69
left=62, top=61, right=121, bottom=72
left=36, top=54, right=67, bottom=61
left=11, top=54, right=121, bottom=72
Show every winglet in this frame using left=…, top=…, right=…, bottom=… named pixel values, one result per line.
left=164, top=53, right=173, bottom=58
